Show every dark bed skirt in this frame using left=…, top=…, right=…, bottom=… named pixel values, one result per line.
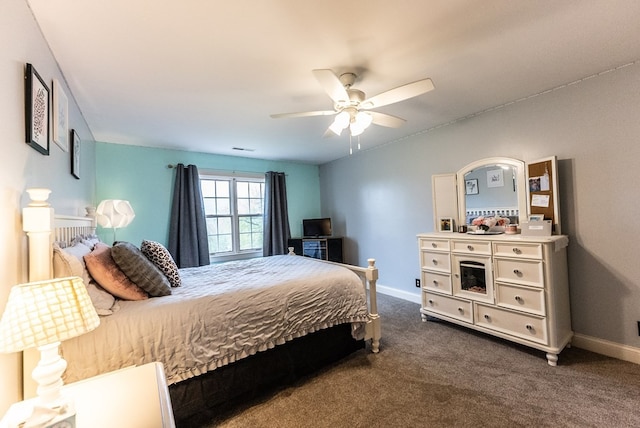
left=169, top=323, right=364, bottom=427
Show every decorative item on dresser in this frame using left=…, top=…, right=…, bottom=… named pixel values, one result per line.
left=20, top=189, right=381, bottom=425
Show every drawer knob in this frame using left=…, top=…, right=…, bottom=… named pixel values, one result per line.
left=526, top=324, right=533, bottom=331
left=428, top=299, right=434, bottom=305
left=431, top=243, right=437, bottom=248
left=467, top=245, right=474, bottom=251
left=433, top=280, right=438, bottom=286
left=432, top=259, right=438, bottom=265
left=484, top=314, right=490, bottom=320
left=458, top=307, right=464, bottom=313
left=513, top=248, right=522, bottom=254
left=514, top=295, right=523, bottom=303
left=513, top=269, right=522, bottom=276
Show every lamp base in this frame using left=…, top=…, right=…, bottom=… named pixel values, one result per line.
left=21, top=342, right=75, bottom=428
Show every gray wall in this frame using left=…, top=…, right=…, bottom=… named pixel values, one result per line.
left=320, top=62, right=640, bottom=349
left=1, top=0, right=96, bottom=412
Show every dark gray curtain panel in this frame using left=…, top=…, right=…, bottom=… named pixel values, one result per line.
left=263, top=171, right=291, bottom=256
left=168, top=164, right=210, bottom=267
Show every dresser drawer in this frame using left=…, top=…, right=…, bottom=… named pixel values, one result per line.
left=493, top=242, right=543, bottom=259
left=420, top=251, right=451, bottom=273
left=452, top=240, right=492, bottom=255
left=419, top=238, right=450, bottom=252
left=423, top=292, right=472, bottom=323
left=475, top=303, right=548, bottom=345
left=494, top=258, right=544, bottom=287
left=422, top=270, right=452, bottom=294
left=496, top=282, right=546, bottom=316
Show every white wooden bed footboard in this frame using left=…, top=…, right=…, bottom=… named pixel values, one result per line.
left=338, top=259, right=381, bottom=353
left=287, top=248, right=381, bottom=353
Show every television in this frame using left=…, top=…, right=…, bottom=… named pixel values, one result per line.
left=302, top=218, right=332, bottom=238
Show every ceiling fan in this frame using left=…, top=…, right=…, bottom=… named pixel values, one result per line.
left=270, top=69, right=434, bottom=138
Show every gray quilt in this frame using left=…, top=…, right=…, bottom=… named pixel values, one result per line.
left=61, top=255, right=370, bottom=385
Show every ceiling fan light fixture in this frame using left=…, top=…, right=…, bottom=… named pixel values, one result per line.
left=349, top=111, right=373, bottom=136
left=329, top=111, right=350, bottom=135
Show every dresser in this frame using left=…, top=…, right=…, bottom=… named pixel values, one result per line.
left=417, top=232, right=572, bottom=365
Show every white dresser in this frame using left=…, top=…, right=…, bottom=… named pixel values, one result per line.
left=417, top=232, right=572, bottom=365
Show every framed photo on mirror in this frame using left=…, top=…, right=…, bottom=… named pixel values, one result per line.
left=465, top=179, right=478, bottom=195
left=25, top=63, right=50, bottom=155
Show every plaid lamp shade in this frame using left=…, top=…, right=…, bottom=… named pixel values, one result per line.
left=0, top=276, right=100, bottom=353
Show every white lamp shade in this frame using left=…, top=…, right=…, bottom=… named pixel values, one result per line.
left=0, top=277, right=100, bottom=354
left=96, top=199, right=135, bottom=229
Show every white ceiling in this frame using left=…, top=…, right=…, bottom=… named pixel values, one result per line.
left=27, top=0, right=640, bottom=165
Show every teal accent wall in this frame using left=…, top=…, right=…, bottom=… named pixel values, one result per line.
left=95, top=143, right=320, bottom=246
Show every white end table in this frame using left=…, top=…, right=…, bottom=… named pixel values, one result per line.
left=1, top=362, right=175, bottom=428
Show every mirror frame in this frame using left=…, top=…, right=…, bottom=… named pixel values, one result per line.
left=456, top=157, right=528, bottom=226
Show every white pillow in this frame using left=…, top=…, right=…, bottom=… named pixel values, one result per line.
left=53, top=242, right=117, bottom=315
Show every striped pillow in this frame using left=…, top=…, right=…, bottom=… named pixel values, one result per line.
left=111, top=242, right=172, bottom=297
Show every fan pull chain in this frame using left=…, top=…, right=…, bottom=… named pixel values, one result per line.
left=349, top=135, right=353, bottom=155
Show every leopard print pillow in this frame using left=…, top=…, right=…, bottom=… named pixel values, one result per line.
left=140, top=240, right=182, bottom=287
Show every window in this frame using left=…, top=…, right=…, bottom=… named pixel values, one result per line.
left=200, top=173, right=265, bottom=258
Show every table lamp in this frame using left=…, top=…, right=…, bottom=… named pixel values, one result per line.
left=95, top=199, right=135, bottom=242
left=0, top=276, right=100, bottom=426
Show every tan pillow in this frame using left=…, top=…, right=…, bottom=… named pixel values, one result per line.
left=84, top=243, right=148, bottom=301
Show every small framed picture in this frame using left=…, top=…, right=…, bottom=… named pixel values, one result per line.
left=25, top=63, right=50, bottom=155
left=438, top=217, right=454, bottom=233
left=528, top=214, right=544, bottom=222
left=465, top=179, right=478, bottom=195
left=52, top=79, right=69, bottom=152
left=71, top=129, right=80, bottom=179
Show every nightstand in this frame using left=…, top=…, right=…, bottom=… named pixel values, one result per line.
left=1, top=362, right=175, bottom=428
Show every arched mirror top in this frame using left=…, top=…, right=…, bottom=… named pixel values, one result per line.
left=457, top=157, right=528, bottom=227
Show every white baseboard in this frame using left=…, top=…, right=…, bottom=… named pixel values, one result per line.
left=377, top=285, right=640, bottom=366
left=572, top=333, right=640, bottom=365
left=376, top=283, right=421, bottom=305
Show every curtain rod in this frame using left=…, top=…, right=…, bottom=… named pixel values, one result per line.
left=167, top=164, right=283, bottom=176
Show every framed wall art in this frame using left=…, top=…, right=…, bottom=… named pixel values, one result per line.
left=486, top=168, right=504, bottom=188
left=438, top=217, right=454, bottom=233
left=25, top=63, right=50, bottom=155
left=465, top=178, right=478, bottom=195
left=71, top=129, right=80, bottom=179
left=52, top=79, right=69, bottom=152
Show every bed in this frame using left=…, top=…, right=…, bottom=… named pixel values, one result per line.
left=23, top=193, right=381, bottom=425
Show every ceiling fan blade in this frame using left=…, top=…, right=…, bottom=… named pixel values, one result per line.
left=369, top=111, right=406, bottom=128
left=323, top=127, right=336, bottom=138
left=270, top=110, right=336, bottom=119
left=362, top=78, right=434, bottom=109
left=312, top=69, right=349, bottom=104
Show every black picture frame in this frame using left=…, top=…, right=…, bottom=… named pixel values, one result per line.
left=71, top=129, right=80, bottom=179
left=465, top=178, right=478, bottom=195
left=25, top=63, right=50, bottom=155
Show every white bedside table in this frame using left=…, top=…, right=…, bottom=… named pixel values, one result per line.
left=1, top=362, right=175, bottom=428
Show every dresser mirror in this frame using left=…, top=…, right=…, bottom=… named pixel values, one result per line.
left=456, top=157, right=528, bottom=226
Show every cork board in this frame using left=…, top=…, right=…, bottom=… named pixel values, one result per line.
left=527, top=156, right=561, bottom=234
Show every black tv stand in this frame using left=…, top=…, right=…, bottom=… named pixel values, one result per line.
left=287, top=237, right=343, bottom=263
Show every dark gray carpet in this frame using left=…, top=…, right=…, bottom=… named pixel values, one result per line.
left=203, top=294, right=640, bottom=427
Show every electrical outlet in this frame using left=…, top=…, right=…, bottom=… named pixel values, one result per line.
left=415, top=278, right=421, bottom=288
